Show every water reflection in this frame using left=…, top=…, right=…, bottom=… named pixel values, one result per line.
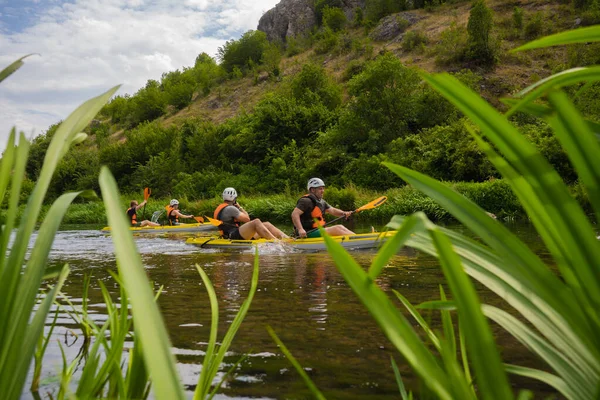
left=25, top=225, right=555, bottom=399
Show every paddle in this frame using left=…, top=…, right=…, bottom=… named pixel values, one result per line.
left=305, top=196, right=388, bottom=235
left=142, top=187, right=151, bottom=219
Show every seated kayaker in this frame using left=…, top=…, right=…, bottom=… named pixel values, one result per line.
left=215, top=187, right=288, bottom=240
left=291, top=178, right=355, bottom=238
left=127, top=200, right=160, bottom=227
left=166, top=199, right=193, bottom=225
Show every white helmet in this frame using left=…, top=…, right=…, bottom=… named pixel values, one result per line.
left=222, top=187, right=238, bottom=202
left=307, top=178, right=325, bottom=190
left=169, top=199, right=179, bottom=206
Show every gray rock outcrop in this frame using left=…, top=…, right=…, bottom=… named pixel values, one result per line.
left=258, top=0, right=366, bottom=42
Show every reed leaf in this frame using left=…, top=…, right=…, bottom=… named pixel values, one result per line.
left=322, top=228, right=454, bottom=400
left=513, top=25, right=600, bottom=51
left=546, top=90, right=600, bottom=223
left=267, top=326, right=327, bottom=400
left=506, top=67, right=600, bottom=116
left=391, top=357, right=411, bottom=400
left=417, top=74, right=600, bottom=331
left=430, top=227, right=512, bottom=399
left=99, top=167, right=185, bottom=400
left=505, top=364, right=574, bottom=399
left=0, top=54, right=35, bottom=83
left=393, top=290, right=441, bottom=350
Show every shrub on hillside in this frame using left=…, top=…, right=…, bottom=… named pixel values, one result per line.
left=434, top=21, right=468, bottom=65
left=342, top=154, right=404, bottom=190
left=161, top=69, right=196, bottom=110
left=290, top=63, right=342, bottom=110
left=402, top=30, right=429, bottom=52
left=466, top=0, right=497, bottom=65
left=217, top=30, right=269, bottom=74
left=314, top=0, right=344, bottom=25
left=314, top=27, right=340, bottom=54
left=322, top=6, right=347, bottom=32
left=524, top=12, right=544, bottom=39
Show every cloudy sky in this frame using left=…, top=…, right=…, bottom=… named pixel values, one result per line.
left=0, top=0, right=279, bottom=152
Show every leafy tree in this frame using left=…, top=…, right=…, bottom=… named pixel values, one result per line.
left=290, top=63, right=342, bottom=110
left=192, top=53, right=226, bottom=96
left=314, top=0, right=344, bottom=25
left=261, top=42, right=282, bottom=77
left=327, top=52, right=421, bottom=155
left=161, top=69, right=197, bottom=110
left=130, top=80, right=167, bottom=126
left=217, top=30, right=269, bottom=74
left=466, top=0, right=497, bottom=65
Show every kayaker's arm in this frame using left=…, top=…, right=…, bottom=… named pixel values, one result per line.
left=291, top=207, right=306, bottom=238
left=326, top=206, right=351, bottom=219
left=234, top=205, right=251, bottom=223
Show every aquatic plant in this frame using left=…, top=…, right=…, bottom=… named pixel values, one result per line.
left=317, top=25, right=600, bottom=399
left=0, top=56, right=118, bottom=399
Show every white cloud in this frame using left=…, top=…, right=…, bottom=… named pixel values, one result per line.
left=0, top=0, right=280, bottom=152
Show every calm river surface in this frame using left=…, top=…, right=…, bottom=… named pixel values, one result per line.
left=26, top=223, right=555, bottom=399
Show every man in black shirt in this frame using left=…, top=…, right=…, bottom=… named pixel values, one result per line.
left=291, top=178, right=355, bottom=238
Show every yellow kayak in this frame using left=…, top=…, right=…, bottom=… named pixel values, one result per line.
left=101, top=222, right=217, bottom=234
left=186, top=231, right=396, bottom=251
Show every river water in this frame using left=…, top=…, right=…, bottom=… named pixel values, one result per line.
left=26, top=223, right=554, bottom=399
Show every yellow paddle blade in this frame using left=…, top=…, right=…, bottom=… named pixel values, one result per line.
left=355, top=196, right=387, bottom=213
left=143, top=187, right=151, bottom=201
left=194, top=216, right=204, bottom=223
left=205, top=216, right=222, bottom=226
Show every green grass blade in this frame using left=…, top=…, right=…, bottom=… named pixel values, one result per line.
left=506, top=67, right=600, bottom=117
left=322, top=229, right=454, bottom=400
left=547, top=90, right=600, bottom=224
left=369, top=213, right=428, bottom=279
left=429, top=228, right=513, bottom=399
left=0, top=130, right=16, bottom=224
left=203, top=250, right=260, bottom=397
left=439, top=286, right=456, bottom=357
left=393, top=290, right=441, bottom=351
left=393, top=220, right=600, bottom=375
left=391, top=357, right=410, bottom=400
left=195, top=264, right=220, bottom=399
left=99, top=167, right=185, bottom=400
left=500, top=98, right=600, bottom=137
left=0, top=54, right=36, bottom=83
left=418, top=74, right=600, bottom=327
left=458, top=321, right=473, bottom=390
left=5, top=265, right=69, bottom=399
left=513, top=25, right=600, bottom=51
left=505, top=364, right=577, bottom=400
left=267, top=326, right=326, bottom=400
left=483, top=305, right=595, bottom=399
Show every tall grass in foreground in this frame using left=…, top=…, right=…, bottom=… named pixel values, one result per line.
left=1, top=58, right=259, bottom=399
left=315, top=25, right=600, bottom=399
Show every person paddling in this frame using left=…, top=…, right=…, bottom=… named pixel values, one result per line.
left=166, top=199, right=193, bottom=225
left=127, top=200, right=160, bottom=227
left=291, top=178, right=355, bottom=238
left=214, top=187, right=288, bottom=240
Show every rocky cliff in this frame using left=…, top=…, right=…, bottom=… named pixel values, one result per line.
left=257, top=0, right=366, bottom=42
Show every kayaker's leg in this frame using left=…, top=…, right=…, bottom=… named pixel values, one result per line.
left=325, top=225, right=355, bottom=236
left=262, top=222, right=289, bottom=239
left=140, top=220, right=160, bottom=227
left=239, top=219, right=277, bottom=240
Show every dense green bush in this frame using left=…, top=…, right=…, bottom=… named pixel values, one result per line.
left=524, top=12, right=544, bottom=39
left=290, top=63, right=342, bottom=110
left=161, top=69, right=197, bottom=110
left=402, top=30, right=429, bottom=52
left=217, top=30, right=269, bottom=74
left=313, top=27, right=340, bottom=54
left=314, top=0, right=344, bottom=25
left=387, top=119, right=498, bottom=182
left=342, top=154, right=404, bottom=190
left=322, top=6, right=347, bottom=32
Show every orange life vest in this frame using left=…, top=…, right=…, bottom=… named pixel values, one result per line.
left=299, top=194, right=326, bottom=230
left=165, top=205, right=178, bottom=225
left=214, top=202, right=240, bottom=237
left=127, top=207, right=137, bottom=226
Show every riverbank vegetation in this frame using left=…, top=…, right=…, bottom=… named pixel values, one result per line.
left=20, top=0, right=600, bottom=218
